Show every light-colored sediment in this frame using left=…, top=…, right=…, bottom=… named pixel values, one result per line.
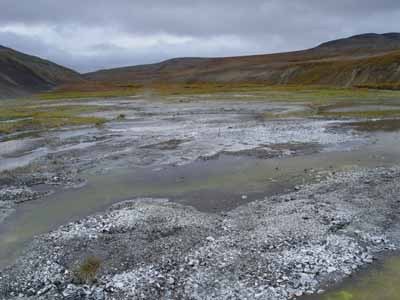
left=1, top=166, right=399, bottom=299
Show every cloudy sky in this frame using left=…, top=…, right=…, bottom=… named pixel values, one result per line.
left=1, top=0, right=399, bottom=73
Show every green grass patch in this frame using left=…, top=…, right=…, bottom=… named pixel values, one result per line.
left=0, top=104, right=106, bottom=134
left=38, top=88, right=141, bottom=100
left=38, top=83, right=400, bottom=104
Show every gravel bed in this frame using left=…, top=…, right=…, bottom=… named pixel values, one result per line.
left=1, top=166, right=399, bottom=299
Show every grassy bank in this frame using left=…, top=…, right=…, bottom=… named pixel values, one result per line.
left=2, top=83, right=400, bottom=135
left=0, top=104, right=106, bottom=135
left=38, top=82, right=400, bottom=103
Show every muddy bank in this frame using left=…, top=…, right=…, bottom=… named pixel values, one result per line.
left=1, top=166, right=400, bottom=299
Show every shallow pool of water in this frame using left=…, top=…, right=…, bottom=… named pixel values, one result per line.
left=303, top=255, right=400, bottom=300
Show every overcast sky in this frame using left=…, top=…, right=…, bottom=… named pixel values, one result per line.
left=1, top=0, right=399, bottom=73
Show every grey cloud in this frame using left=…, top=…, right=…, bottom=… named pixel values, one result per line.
left=0, top=0, right=399, bottom=72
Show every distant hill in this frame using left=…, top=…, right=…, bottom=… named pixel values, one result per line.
left=85, top=33, right=400, bottom=88
left=2, top=33, right=400, bottom=99
left=0, top=46, right=82, bottom=98
left=316, top=33, right=400, bottom=53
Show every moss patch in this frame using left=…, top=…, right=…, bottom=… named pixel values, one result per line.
left=74, top=256, right=102, bottom=284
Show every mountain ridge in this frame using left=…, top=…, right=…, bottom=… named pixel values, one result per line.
left=2, top=32, right=400, bottom=98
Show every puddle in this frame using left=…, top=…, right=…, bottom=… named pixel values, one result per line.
left=0, top=148, right=48, bottom=172
left=346, top=119, right=400, bottom=132
left=328, top=105, right=400, bottom=113
left=302, top=255, right=400, bottom=300
left=51, top=127, right=100, bottom=140
left=0, top=138, right=44, bottom=157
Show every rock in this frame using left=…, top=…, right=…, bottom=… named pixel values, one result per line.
left=206, top=236, right=215, bottom=242
left=37, top=284, right=53, bottom=296
left=295, top=290, right=303, bottom=297
left=327, top=267, right=337, bottom=274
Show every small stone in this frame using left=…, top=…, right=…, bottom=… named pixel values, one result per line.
left=295, top=291, right=303, bottom=297
left=327, top=267, right=337, bottom=273
left=206, top=236, right=215, bottom=242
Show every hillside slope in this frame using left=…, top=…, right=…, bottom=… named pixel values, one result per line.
left=0, top=46, right=82, bottom=98
left=85, top=33, right=400, bottom=87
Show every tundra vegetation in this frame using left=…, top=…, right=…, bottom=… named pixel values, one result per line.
left=1, top=83, right=400, bottom=136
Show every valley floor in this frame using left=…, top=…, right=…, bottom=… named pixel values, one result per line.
left=1, top=92, right=400, bottom=299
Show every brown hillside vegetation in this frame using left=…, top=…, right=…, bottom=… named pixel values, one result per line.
left=85, top=33, right=400, bottom=89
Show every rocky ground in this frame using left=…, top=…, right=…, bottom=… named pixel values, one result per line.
left=2, top=99, right=399, bottom=299
left=0, top=99, right=365, bottom=225
left=1, top=165, right=399, bottom=300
